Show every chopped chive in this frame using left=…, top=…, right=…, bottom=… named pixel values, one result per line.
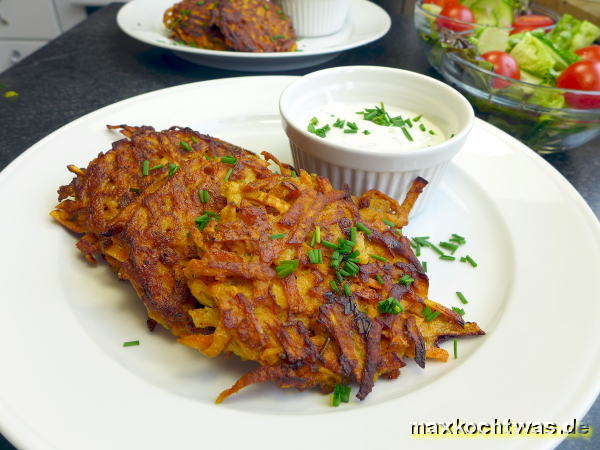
left=141, top=160, right=149, bottom=176
left=168, top=163, right=179, bottom=176
left=344, top=260, right=359, bottom=273
left=275, top=259, right=299, bottom=278
left=414, top=244, right=421, bottom=257
left=329, top=280, right=340, bottom=292
left=399, top=274, right=414, bottom=286
left=343, top=284, right=352, bottom=296
left=378, top=297, right=403, bottom=315
left=330, top=258, right=342, bottom=268
left=198, top=189, right=210, bottom=203
left=456, top=291, right=468, bottom=304
left=346, top=121, right=358, bottom=130
left=308, top=249, right=322, bottom=264
left=290, top=170, right=297, bottom=178
left=343, top=129, right=358, bottom=134
left=224, top=167, right=233, bottom=181
left=330, top=280, right=339, bottom=292
left=428, top=243, right=444, bottom=256
left=453, top=339, right=458, bottom=359
left=405, top=119, right=413, bottom=128
left=204, top=155, right=213, bottom=160
left=350, top=226, right=357, bottom=244
left=270, top=232, right=286, bottom=240
left=336, top=271, right=344, bottom=282
left=270, top=34, right=286, bottom=41
left=150, top=163, right=164, bottom=171
left=123, top=340, right=140, bottom=347
left=422, top=306, right=440, bottom=322
left=263, top=3, right=269, bottom=10
left=413, top=236, right=431, bottom=246
left=180, top=141, right=192, bottom=152
left=220, top=156, right=237, bottom=164
left=419, top=123, right=426, bottom=132
left=191, top=136, right=198, bottom=144
left=194, top=212, right=218, bottom=231
left=314, top=226, right=321, bottom=244
left=422, top=261, right=428, bottom=272
left=439, top=255, right=455, bottom=261
left=331, top=383, right=350, bottom=406
left=429, top=130, right=436, bottom=135
left=347, top=250, right=359, bottom=259
left=370, top=254, right=388, bottom=262
left=356, top=223, right=372, bottom=235
left=439, top=241, right=458, bottom=254
left=376, top=274, right=384, bottom=285
left=363, top=130, right=371, bottom=135
left=401, top=127, right=413, bottom=142
left=330, top=392, right=341, bottom=407
left=464, top=255, right=477, bottom=267
left=338, top=268, right=351, bottom=277
left=382, top=219, right=395, bottom=227
left=452, top=306, right=465, bottom=316
left=339, top=384, right=351, bottom=403
left=321, top=240, right=338, bottom=250
left=310, top=230, right=316, bottom=247
left=451, top=233, right=465, bottom=241
left=413, top=115, right=422, bottom=122
left=333, top=118, right=345, bottom=128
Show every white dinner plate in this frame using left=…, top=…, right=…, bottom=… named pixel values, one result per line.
left=1, top=76, right=599, bottom=450
left=116, top=0, right=391, bottom=71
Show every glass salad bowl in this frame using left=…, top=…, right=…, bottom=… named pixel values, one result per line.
left=414, top=1, right=560, bottom=73
left=440, top=51, right=600, bottom=153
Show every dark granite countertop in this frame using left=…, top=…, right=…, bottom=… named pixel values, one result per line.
left=0, top=2, right=597, bottom=449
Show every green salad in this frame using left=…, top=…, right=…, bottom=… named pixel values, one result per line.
left=420, top=0, right=600, bottom=109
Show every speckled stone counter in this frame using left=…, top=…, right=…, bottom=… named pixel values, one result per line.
left=0, top=2, right=597, bottom=449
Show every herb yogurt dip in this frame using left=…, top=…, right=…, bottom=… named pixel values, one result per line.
left=305, top=102, right=446, bottom=151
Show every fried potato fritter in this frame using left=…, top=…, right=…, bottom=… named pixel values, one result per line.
left=216, top=0, right=297, bottom=52
left=164, top=0, right=296, bottom=52
left=52, top=126, right=484, bottom=403
left=164, top=0, right=229, bottom=50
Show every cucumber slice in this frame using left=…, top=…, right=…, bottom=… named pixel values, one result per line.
left=520, top=70, right=543, bottom=85
left=422, top=3, right=442, bottom=16
left=477, top=27, right=509, bottom=54
left=470, top=0, right=514, bottom=28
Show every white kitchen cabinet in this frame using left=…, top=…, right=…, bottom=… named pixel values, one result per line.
left=0, top=39, right=47, bottom=69
left=0, top=0, right=62, bottom=40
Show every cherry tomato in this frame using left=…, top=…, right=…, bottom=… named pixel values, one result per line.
left=556, top=60, right=600, bottom=109
left=510, top=15, right=554, bottom=35
left=435, top=5, right=474, bottom=33
left=482, top=51, right=520, bottom=89
left=423, top=0, right=458, bottom=7
left=575, top=45, right=600, bottom=62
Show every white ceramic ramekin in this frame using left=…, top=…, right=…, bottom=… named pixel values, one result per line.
left=279, top=66, right=474, bottom=216
left=279, top=0, right=350, bottom=37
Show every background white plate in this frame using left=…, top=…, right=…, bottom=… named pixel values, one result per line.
left=116, top=0, right=391, bottom=71
left=1, top=76, right=599, bottom=450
